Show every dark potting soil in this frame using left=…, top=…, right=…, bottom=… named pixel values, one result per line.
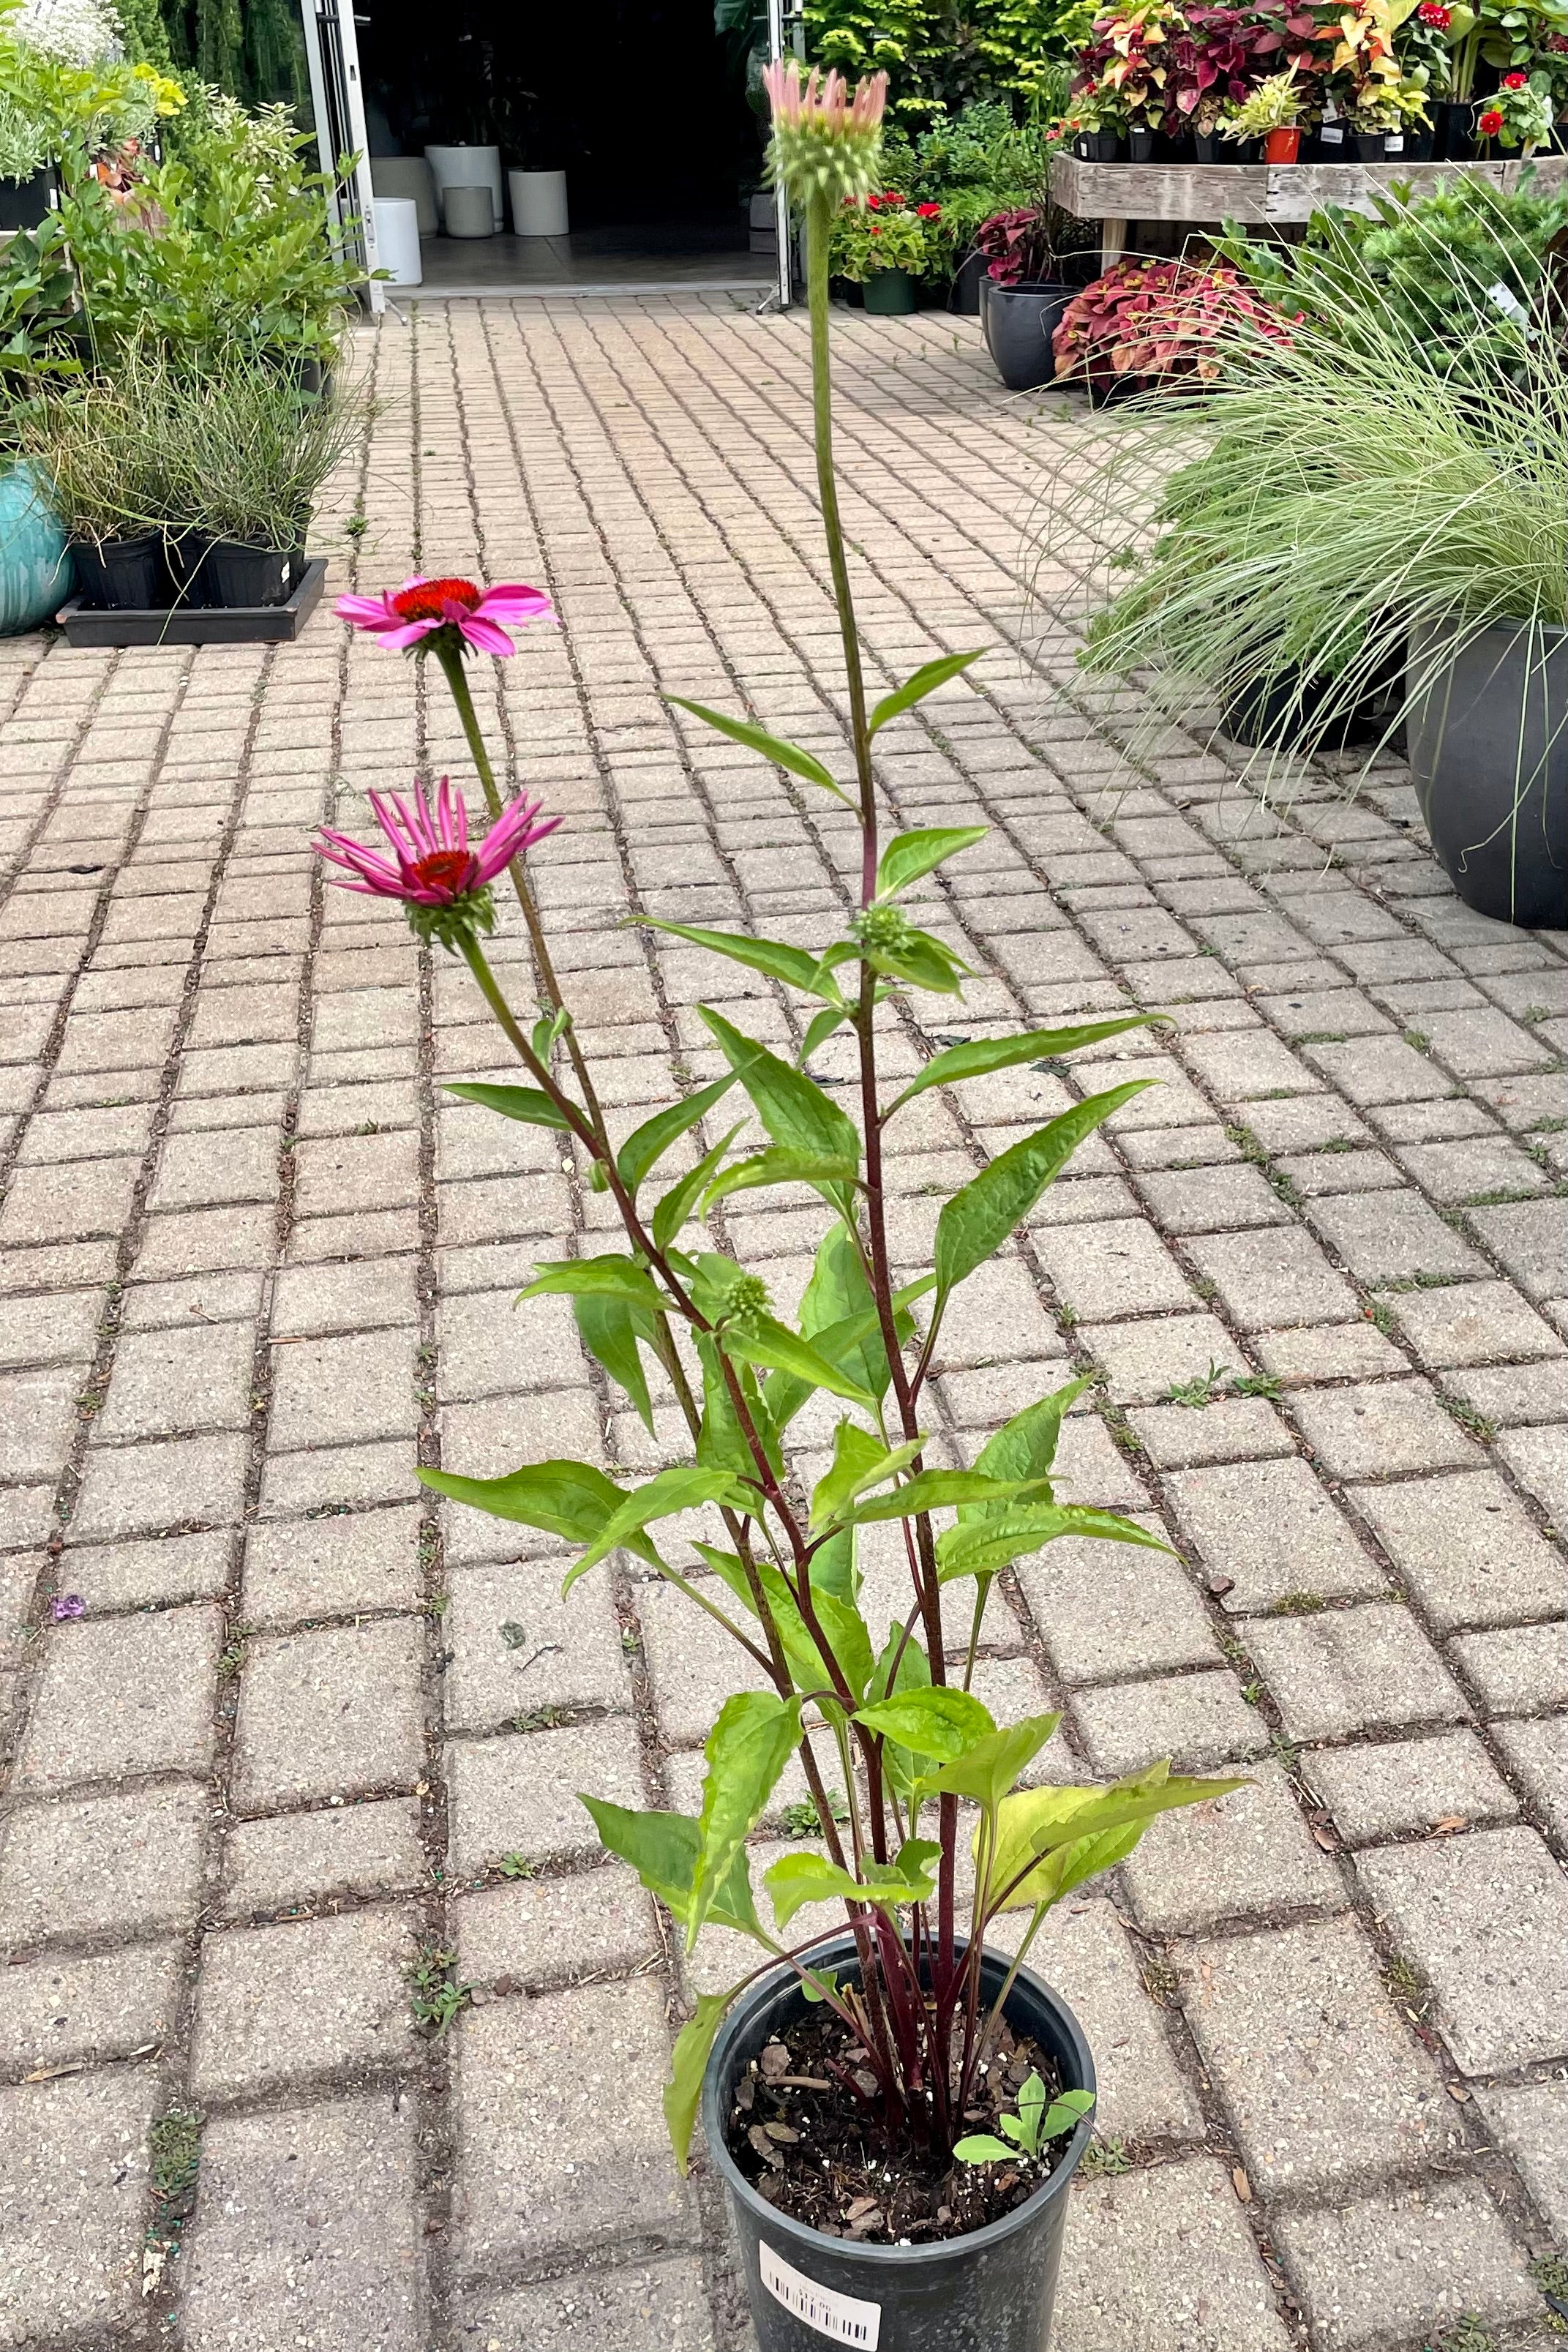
left=724, top=2007, right=1068, bottom=2244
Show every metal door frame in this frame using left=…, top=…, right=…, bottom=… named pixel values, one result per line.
left=301, top=0, right=385, bottom=312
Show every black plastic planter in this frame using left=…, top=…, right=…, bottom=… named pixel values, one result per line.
left=165, top=530, right=215, bottom=608
left=702, top=1933, right=1095, bottom=2352
left=0, top=164, right=56, bottom=231
left=1314, top=121, right=1349, bottom=157
left=1351, top=131, right=1387, bottom=159
left=1223, top=660, right=1395, bottom=753
left=203, top=541, right=304, bottom=607
left=1435, top=101, right=1478, bottom=158
left=948, top=251, right=987, bottom=315
left=982, top=281, right=1072, bottom=391
left=1128, top=127, right=1154, bottom=160
left=1074, top=131, right=1119, bottom=160
left=70, top=535, right=169, bottom=612
left=1406, top=619, right=1567, bottom=929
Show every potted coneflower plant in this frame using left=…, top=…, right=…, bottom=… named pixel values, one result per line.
left=311, top=61, right=1245, bottom=2352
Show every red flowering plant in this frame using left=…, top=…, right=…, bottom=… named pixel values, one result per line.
left=1474, top=65, right=1556, bottom=140
left=828, top=186, right=940, bottom=280
left=1052, top=254, right=1293, bottom=391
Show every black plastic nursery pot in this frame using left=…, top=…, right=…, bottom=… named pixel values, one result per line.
left=1406, top=619, right=1567, bottom=930
left=1073, top=131, right=1119, bottom=160
left=1223, top=650, right=1400, bottom=754
left=982, top=281, right=1073, bottom=392
left=1435, top=101, right=1479, bottom=158
left=702, top=1933, right=1096, bottom=2352
left=165, top=529, right=214, bottom=608
left=203, top=540, right=304, bottom=608
left=948, top=251, right=987, bottom=315
left=1351, top=130, right=1388, bottom=159
left=70, top=534, right=169, bottom=612
left=1128, top=127, right=1155, bottom=160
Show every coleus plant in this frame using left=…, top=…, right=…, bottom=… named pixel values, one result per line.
left=1053, top=254, right=1291, bottom=390
left=318, top=61, right=1243, bottom=2179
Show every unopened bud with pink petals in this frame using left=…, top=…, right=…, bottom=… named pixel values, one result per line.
left=762, top=60, right=888, bottom=209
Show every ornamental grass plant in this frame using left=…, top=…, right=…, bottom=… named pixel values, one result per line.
left=311, top=59, right=1241, bottom=2231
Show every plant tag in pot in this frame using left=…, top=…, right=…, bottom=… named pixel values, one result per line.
left=1321, top=119, right=1345, bottom=146
left=759, top=2243, right=881, bottom=2347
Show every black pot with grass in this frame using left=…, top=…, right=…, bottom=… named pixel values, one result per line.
left=71, top=534, right=170, bottom=612
left=1406, top=619, right=1567, bottom=928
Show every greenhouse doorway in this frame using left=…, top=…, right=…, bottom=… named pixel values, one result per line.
left=350, top=0, right=784, bottom=296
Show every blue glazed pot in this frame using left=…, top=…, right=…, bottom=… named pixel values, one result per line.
left=0, top=462, right=73, bottom=634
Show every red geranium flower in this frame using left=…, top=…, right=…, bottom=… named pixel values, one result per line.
left=1416, top=2, right=1449, bottom=23
left=1502, top=68, right=1527, bottom=85
left=1478, top=106, right=1504, bottom=132
left=865, top=192, right=882, bottom=209
left=916, top=201, right=941, bottom=217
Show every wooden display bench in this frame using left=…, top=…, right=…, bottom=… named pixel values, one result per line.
left=1049, top=151, right=1568, bottom=269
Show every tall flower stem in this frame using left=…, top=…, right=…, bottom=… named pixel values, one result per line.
left=433, top=639, right=609, bottom=1139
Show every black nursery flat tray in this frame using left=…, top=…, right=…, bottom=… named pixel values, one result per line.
left=56, top=556, right=327, bottom=649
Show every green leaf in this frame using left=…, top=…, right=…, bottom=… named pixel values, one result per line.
left=419, top=1458, right=646, bottom=1556
left=885, top=1017, right=1158, bottom=1117
left=853, top=1685, right=995, bottom=1762
left=809, top=1521, right=859, bottom=1605
left=799, top=1004, right=854, bottom=1064
left=764, top=1835, right=941, bottom=1932
left=639, top=918, right=846, bottom=1005
left=722, top=1312, right=877, bottom=1407
left=867, top=649, right=986, bottom=736
left=1042, top=2088, right=1096, bottom=2138
left=926, top=1712, right=1062, bottom=1810
left=864, top=926, right=972, bottom=997
left=698, top=1008, right=862, bottom=1176
left=874, top=825, right=989, bottom=901
left=520, top=1255, right=667, bottom=1309
left=809, top=1423, right=926, bottom=1533
left=664, top=694, right=854, bottom=804
left=665, top=1988, right=743, bottom=2173
left=988, top=1765, right=1249, bottom=1912
left=961, top=1382, right=1089, bottom=1516
left=563, top=1465, right=752, bottom=1590
left=618, top=1074, right=740, bottom=1194
left=844, top=1468, right=1053, bottom=1526
left=652, top=1121, right=748, bottom=1253
left=579, top=1795, right=760, bottom=1939
left=934, top=1085, right=1152, bottom=1300
left=574, top=1292, right=655, bottom=1435
left=765, top=1227, right=915, bottom=1429
left=530, top=1005, right=572, bottom=1065
left=443, top=1080, right=570, bottom=1131
left=690, top=1693, right=803, bottom=1946
left=952, top=2132, right=1017, bottom=2165
left=700, top=1147, right=861, bottom=1214
left=939, top=1505, right=1172, bottom=1583
left=694, top=1332, right=781, bottom=1485
left=1013, top=2071, right=1046, bottom=2152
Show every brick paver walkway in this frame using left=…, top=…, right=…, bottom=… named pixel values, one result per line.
left=1, top=293, right=1564, bottom=2352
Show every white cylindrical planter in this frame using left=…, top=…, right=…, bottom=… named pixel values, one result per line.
left=372, top=196, right=423, bottom=285
left=371, top=156, right=438, bottom=237
left=443, top=183, right=495, bottom=239
left=424, top=143, right=503, bottom=228
left=508, top=168, right=569, bottom=236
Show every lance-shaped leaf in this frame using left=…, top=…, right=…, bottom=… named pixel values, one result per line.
left=694, top=1331, right=781, bottom=1485
left=666, top=1987, right=746, bottom=2173
left=867, top=648, right=986, bottom=735
left=653, top=1121, right=748, bottom=1253
left=581, top=1795, right=761, bottom=1939
left=765, top=1836, right=942, bottom=1932
left=563, top=1464, right=753, bottom=1590
left=693, top=1540, right=874, bottom=1704
left=925, top=1712, right=1063, bottom=1811
left=444, top=1079, right=570, bottom=1130
left=690, top=1692, right=803, bottom=1946
left=934, top=1084, right=1152, bottom=1300
left=575, top=1295, right=656, bottom=1436
left=419, top=1458, right=660, bottom=1567
left=698, top=1007, right=861, bottom=1175
left=721, top=1311, right=877, bottom=1407
left=520, top=1254, right=667, bottom=1309
left=960, top=1380, right=1089, bottom=1520
left=844, top=1467, right=1054, bottom=1526
left=864, top=926, right=972, bottom=997
left=885, top=1016, right=1158, bottom=1117
left=765, top=1226, right=922, bottom=1428
left=799, top=1003, right=854, bottom=1065
left=988, top=1763, right=1250, bottom=1912
left=700, top=1147, right=861, bottom=1216
left=853, top=1685, right=995, bottom=1762
left=639, top=917, right=847, bottom=1005
left=939, top=1504, right=1172, bottom=1584
left=874, top=825, right=988, bottom=902
left=664, top=694, right=853, bottom=805
left=618, top=1072, right=739, bottom=1194
left=809, top=1422, right=926, bottom=1533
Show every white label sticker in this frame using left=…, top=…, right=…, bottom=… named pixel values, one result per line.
left=758, top=2241, right=882, bottom=2348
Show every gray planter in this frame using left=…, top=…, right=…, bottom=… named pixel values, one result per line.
left=1406, top=618, right=1567, bottom=928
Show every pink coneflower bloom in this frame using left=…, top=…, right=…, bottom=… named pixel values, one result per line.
left=762, top=61, right=888, bottom=207
left=335, top=575, right=555, bottom=659
left=315, top=779, right=560, bottom=910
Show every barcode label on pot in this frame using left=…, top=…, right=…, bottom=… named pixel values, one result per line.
left=758, top=2242, right=882, bottom=2347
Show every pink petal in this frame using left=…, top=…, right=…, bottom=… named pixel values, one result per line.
left=457, top=615, right=518, bottom=659
left=476, top=584, right=556, bottom=626
left=334, top=592, right=399, bottom=629
left=373, top=618, right=440, bottom=651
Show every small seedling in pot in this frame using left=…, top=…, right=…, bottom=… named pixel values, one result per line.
left=953, top=2073, right=1095, bottom=2166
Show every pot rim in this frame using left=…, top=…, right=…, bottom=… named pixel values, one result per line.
left=699, top=1930, right=1096, bottom=2272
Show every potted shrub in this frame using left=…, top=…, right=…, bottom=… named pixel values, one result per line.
left=975, top=203, right=1086, bottom=388
left=1062, top=213, right=1566, bottom=924
left=1222, top=64, right=1307, bottom=154
left=828, top=188, right=937, bottom=313
left=18, top=379, right=173, bottom=608
left=323, top=66, right=1245, bottom=2352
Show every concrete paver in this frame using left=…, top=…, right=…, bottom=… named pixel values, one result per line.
left=0, top=293, right=1561, bottom=2352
